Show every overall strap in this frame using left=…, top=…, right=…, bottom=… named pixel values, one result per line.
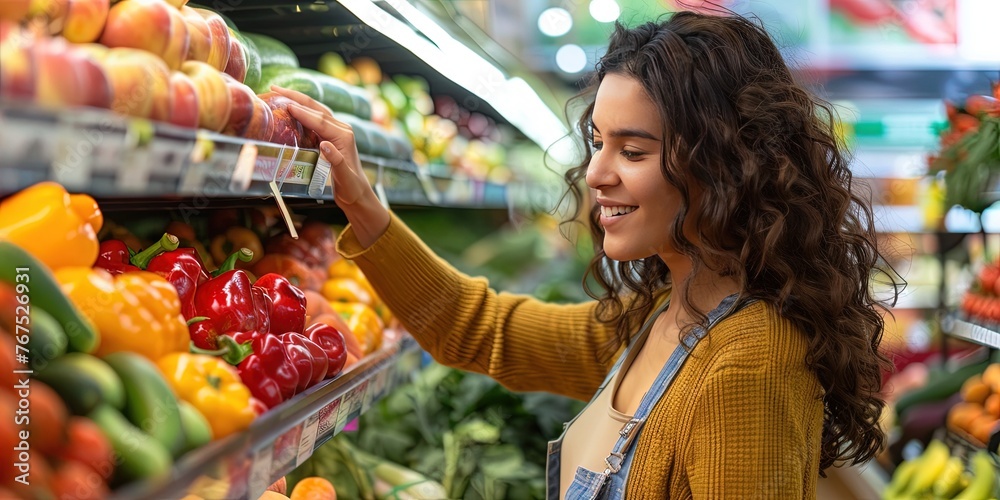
left=601, top=293, right=747, bottom=475
left=597, top=295, right=672, bottom=391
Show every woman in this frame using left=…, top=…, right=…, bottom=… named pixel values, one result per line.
left=276, top=10, right=893, bottom=499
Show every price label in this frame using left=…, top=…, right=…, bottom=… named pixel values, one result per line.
left=335, top=382, right=368, bottom=433
left=415, top=167, right=442, bottom=205
left=318, top=396, right=343, bottom=436
left=246, top=446, right=274, bottom=500
left=309, top=155, right=332, bottom=198
left=51, top=120, right=94, bottom=190
left=296, top=413, right=321, bottom=467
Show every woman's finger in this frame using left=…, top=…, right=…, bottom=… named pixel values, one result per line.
left=271, top=85, right=332, bottom=117
left=287, top=104, right=336, bottom=137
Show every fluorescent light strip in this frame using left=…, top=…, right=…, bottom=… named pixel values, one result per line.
left=337, top=0, right=574, bottom=165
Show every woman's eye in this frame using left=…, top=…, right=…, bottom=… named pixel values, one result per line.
left=591, top=141, right=603, bottom=151
left=621, top=150, right=643, bottom=160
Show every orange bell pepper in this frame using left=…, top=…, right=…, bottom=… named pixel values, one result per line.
left=210, top=227, right=263, bottom=269
left=0, top=182, right=103, bottom=270
left=55, top=268, right=188, bottom=361
left=157, top=353, right=258, bottom=439
left=253, top=254, right=322, bottom=291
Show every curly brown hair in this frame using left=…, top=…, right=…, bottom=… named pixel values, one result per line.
left=560, top=11, right=899, bottom=473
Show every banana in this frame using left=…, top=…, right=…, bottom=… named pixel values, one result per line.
left=902, top=439, right=951, bottom=496
left=934, top=456, right=967, bottom=498
left=883, top=458, right=918, bottom=499
left=954, top=451, right=998, bottom=500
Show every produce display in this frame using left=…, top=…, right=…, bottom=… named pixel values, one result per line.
left=0, top=0, right=409, bottom=157
left=0, top=181, right=400, bottom=498
left=882, top=439, right=998, bottom=500
left=928, top=84, right=1000, bottom=214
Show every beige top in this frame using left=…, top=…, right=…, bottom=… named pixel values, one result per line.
left=559, top=318, right=654, bottom=498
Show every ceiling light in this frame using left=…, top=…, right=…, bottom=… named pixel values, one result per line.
left=589, top=0, right=620, bottom=23
left=538, top=7, right=573, bottom=37
left=556, top=44, right=588, bottom=73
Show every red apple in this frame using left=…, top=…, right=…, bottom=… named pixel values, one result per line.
left=191, top=7, right=228, bottom=71
left=221, top=75, right=273, bottom=140
left=62, top=0, right=109, bottom=43
left=0, top=0, right=31, bottom=21
left=180, top=59, right=230, bottom=131
left=88, top=46, right=170, bottom=118
left=166, top=70, right=198, bottom=128
left=258, top=91, right=308, bottom=146
left=179, top=6, right=209, bottom=62
left=223, top=27, right=246, bottom=83
left=0, top=21, right=35, bottom=99
left=100, top=0, right=189, bottom=70
left=27, top=0, right=68, bottom=23
left=33, top=37, right=111, bottom=109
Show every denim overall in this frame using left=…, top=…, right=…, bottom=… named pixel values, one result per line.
left=545, top=293, right=743, bottom=499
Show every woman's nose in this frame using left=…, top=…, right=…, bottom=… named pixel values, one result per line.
left=585, top=151, right=616, bottom=190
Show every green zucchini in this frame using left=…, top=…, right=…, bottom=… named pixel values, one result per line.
left=0, top=241, right=98, bottom=353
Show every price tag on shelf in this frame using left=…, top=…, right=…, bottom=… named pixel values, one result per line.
left=318, top=395, right=343, bottom=436
left=335, top=381, right=368, bottom=434
left=51, top=119, right=94, bottom=190
left=295, top=413, right=321, bottom=467
left=415, top=167, right=442, bottom=205
left=229, top=143, right=258, bottom=192
left=246, top=445, right=274, bottom=500
left=309, top=154, right=332, bottom=199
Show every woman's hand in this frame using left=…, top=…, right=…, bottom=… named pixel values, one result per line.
left=271, top=85, right=390, bottom=248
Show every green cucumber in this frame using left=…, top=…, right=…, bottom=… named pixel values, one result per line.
left=89, top=404, right=172, bottom=484
left=300, top=69, right=355, bottom=114
left=254, top=66, right=323, bottom=102
left=346, top=85, right=372, bottom=120
left=333, top=113, right=372, bottom=155
left=103, top=352, right=185, bottom=458
left=895, top=359, right=990, bottom=418
left=34, top=353, right=125, bottom=414
left=236, top=31, right=262, bottom=90
left=243, top=33, right=299, bottom=68
left=25, top=307, right=67, bottom=369
left=177, top=400, right=213, bottom=455
left=0, top=241, right=98, bottom=353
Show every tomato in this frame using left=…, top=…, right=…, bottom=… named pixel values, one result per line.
left=57, top=417, right=115, bottom=480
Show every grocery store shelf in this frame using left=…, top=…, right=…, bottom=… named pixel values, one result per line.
left=943, top=316, right=1000, bottom=349
left=0, top=102, right=532, bottom=210
left=111, top=335, right=423, bottom=500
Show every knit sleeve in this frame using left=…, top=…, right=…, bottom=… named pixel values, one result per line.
left=685, top=320, right=824, bottom=498
left=336, top=212, right=619, bottom=401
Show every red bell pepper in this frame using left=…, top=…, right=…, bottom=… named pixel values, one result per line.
left=95, top=233, right=179, bottom=275
left=255, top=273, right=306, bottom=334
left=146, top=247, right=211, bottom=319
left=189, top=249, right=271, bottom=350
left=281, top=332, right=328, bottom=392
left=236, top=332, right=299, bottom=408
left=304, top=323, right=347, bottom=379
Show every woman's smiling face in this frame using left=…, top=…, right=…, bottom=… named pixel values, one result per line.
left=586, top=73, right=690, bottom=263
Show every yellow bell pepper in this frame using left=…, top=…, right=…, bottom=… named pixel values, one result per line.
left=321, top=278, right=372, bottom=305
left=55, top=268, right=188, bottom=361
left=331, top=302, right=383, bottom=355
left=0, top=182, right=103, bottom=270
left=157, top=353, right=258, bottom=439
left=324, top=261, right=393, bottom=325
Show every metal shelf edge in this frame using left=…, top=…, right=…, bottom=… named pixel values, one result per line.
left=943, top=317, right=1000, bottom=349
left=109, top=335, right=423, bottom=500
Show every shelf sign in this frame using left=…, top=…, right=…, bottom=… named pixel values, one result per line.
left=247, top=445, right=275, bottom=500
left=335, top=381, right=369, bottom=434
left=295, top=413, right=321, bottom=467
left=317, top=395, right=343, bottom=437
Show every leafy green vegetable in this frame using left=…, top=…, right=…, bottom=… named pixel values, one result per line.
left=345, top=363, right=585, bottom=499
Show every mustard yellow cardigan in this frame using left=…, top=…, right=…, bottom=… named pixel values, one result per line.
left=337, top=213, right=825, bottom=498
